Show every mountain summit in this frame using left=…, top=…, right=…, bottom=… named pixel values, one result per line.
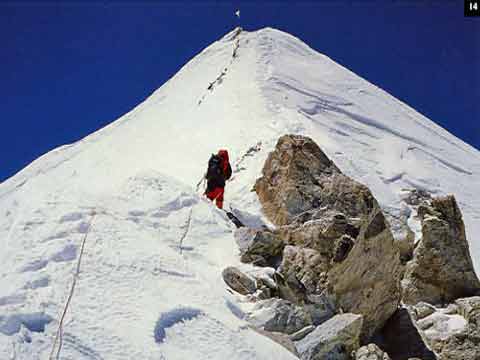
left=1, top=27, right=479, bottom=359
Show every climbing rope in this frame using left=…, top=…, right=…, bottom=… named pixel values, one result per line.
left=179, top=207, right=194, bottom=255
left=49, top=211, right=97, bottom=360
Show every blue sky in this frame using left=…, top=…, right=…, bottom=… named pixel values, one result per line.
left=1, top=1, right=478, bottom=182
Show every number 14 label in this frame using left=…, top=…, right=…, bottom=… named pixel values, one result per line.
left=465, top=0, right=480, bottom=16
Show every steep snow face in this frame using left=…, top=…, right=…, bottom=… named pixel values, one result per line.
left=0, top=27, right=479, bottom=359
left=252, top=27, right=480, bottom=264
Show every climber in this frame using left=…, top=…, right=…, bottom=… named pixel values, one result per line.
left=205, top=149, right=232, bottom=209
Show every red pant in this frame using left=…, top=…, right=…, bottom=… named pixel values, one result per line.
left=206, top=187, right=224, bottom=209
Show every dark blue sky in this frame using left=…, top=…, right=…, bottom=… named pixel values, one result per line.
left=1, top=1, right=479, bottom=182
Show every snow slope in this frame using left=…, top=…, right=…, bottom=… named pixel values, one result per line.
left=0, top=27, right=479, bottom=359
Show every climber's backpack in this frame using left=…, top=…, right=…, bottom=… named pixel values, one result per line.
left=206, top=154, right=223, bottom=181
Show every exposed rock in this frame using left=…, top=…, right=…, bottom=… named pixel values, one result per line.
left=222, top=266, right=257, bottom=295
left=375, top=308, right=436, bottom=360
left=455, top=296, right=480, bottom=325
left=402, top=189, right=432, bottom=207
left=250, top=286, right=273, bottom=301
left=278, top=212, right=362, bottom=259
left=414, top=309, right=474, bottom=360
left=426, top=327, right=480, bottom=360
left=234, top=227, right=284, bottom=267
left=416, top=311, right=466, bottom=334
left=290, top=325, right=316, bottom=341
left=278, top=245, right=328, bottom=296
left=379, top=298, right=480, bottom=360
left=442, top=303, right=459, bottom=315
left=250, top=267, right=278, bottom=291
left=273, top=270, right=307, bottom=304
left=295, top=313, right=363, bottom=360
left=246, top=298, right=312, bottom=335
left=255, top=135, right=375, bottom=227
left=407, top=297, right=480, bottom=360
left=333, top=235, right=355, bottom=263
left=304, top=300, right=335, bottom=326
left=354, top=344, right=391, bottom=360
left=255, top=135, right=402, bottom=340
left=328, top=207, right=402, bottom=340
left=252, top=327, right=300, bottom=357
left=411, top=302, right=437, bottom=320
left=402, top=195, right=480, bottom=305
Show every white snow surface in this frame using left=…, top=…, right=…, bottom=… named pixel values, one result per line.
left=1, top=27, right=479, bottom=359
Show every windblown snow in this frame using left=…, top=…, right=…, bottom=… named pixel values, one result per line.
left=1, top=27, right=479, bottom=359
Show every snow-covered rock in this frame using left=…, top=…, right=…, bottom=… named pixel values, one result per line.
left=411, top=298, right=480, bottom=360
left=246, top=298, right=312, bottom=334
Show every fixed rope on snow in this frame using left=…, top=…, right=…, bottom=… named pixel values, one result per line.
left=49, top=211, right=96, bottom=360
left=179, top=206, right=194, bottom=255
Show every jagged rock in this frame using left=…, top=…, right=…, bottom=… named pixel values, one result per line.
left=333, top=235, right=355, bottom=263
left=456, top=296, right=480, bottom=325
left=402, top=195, right=480, bottom=305
left=222, top=266, right=257, bottom=295
left=278, top=212, right=361, bottom=258
left=252, top=327, right=300, bottom=357
left=416, top=311, right=467, bottom=334
left=278, top=245, right=328, bottom=296
left=427, top=324, right=480, bottom=360
left=328, top=207, right=402, bottom=340
left=290, top=325, right=316, bottom=341
left=246, top=298, right=312, bottom=335
left=411, top=302, right=437, bottom=320
left=414, top=307, right=475, bottom=360
left=254, top=135, right=402, bottom=340
left=381, top=298, right=480, bottom=360
left=304, top=300, right=335, bottom=327
left=354, top=344, right=391, bottom=360
left=234, top=227, right=284, bottom=267
left=273, top=270, right=307, bottom=304
left=251, top=286, right=273, bottom=301
left=255, top=135, right=375, bottom=227
left=376, top=308, right=437, bottom=360
left=295, top=313, right=363, bottom=360
left=407, top=297, right=480, bottom=360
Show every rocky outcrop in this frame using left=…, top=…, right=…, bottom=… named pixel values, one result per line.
left=222, top=266, right=257, bottom=295
left=402, top=195, right=480, bottom=305
left=411, top=297, right=480, bottom=360
left=327, top=207, right=402, bottom=340
left=354, top=344, right=391, bottom=360
left=234, top=227, right=284, bottom=267
left=290, top=325, right=316, bottom=341
left=376, top=307, right=437, bottom=360
left=246, top=298, right=312, bottom=335
left=232, top=134, right=480, bottom=358
left=254, top=135, right=380, bottom=227
left=456, top=296, right=480, bottom=325
left=278, top=245, right=328, bottom=296
left=253, top=135, right=402, bottom=340
left=295, top=313, right=363, bottom=360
